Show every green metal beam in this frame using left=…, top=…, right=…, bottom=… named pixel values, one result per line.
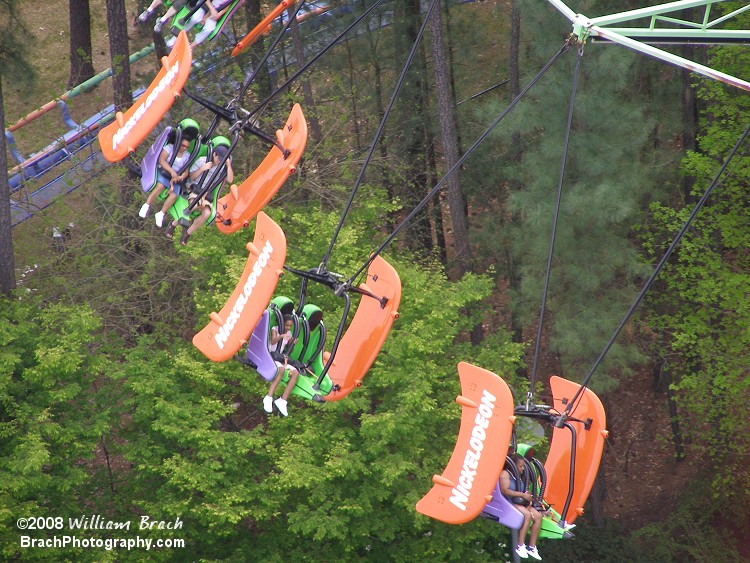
left=546, top=0, right=750, bottom=91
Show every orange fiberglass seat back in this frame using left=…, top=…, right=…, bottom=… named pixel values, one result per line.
left=416, top=362, right=516, bottom=524
left=231, top=0, right=292, bottom=57
left=324, top=255, right=402, bottom=401
left=543, top=376, right=608, bottom=523
left=98, top=31, right=192, bottom=163
left=193, top=212, right=287, bottom=362
left=215, top=103, right=307, bottom=234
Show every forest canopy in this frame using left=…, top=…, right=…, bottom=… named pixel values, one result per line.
left=2, top=0, right=750, bottom=561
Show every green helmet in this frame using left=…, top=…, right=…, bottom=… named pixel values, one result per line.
left=178, top=118, right=200, bottom=141
left=517, top=443, right=535, bottom=460
left=211, top=136, right=231, bottom=160
left=211, top=135, right=230, bottom=149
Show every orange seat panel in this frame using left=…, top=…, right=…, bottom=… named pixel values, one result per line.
left=99, top=31, right=192, bottom=163
left=232, top=0, right=292, bottom=57
left=215, top=103, right=307, bottom=234
left=543, top=376, right=608, bottom=523
left=416, top=363, right=516, bottom=524
left=324, top=256, right=401, bottom=401
left=193, top=212, right=286, bottom=362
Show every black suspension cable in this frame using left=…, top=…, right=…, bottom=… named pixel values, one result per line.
left=348, top=42, right=572, bottom=283
left=562, top=120, right=750, bottom=419
left=455, top=79, right=509, bottom=106
left=238, top=0, right=388, bottom=129
left=230, top=0, right=306, bottom=109
left=319, top=0, right=440, bottom=271
left=527, top=44, right=584, bottom=409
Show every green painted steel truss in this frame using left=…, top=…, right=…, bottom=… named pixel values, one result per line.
left=547, top=0, right=750, bottom=91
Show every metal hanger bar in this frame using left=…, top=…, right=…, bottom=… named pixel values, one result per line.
left=546, top=0, right=576, bottom=22
left=596, top=28, right=750, bottom=40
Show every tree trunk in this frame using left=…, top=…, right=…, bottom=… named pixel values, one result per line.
left=507, top=0, right=523, bottom=347
left=345, top=40, right=362, bottom=153
left=681, top=46, right=697, bottom=204
left=287, top=8, right=323, bottom=204
left=679, top=9, right=698, bottom=203
left=242, top=0, right=273, bottom=103
left=429, top=4, right=483, bottom=344
left=68, top=0, right=96, bottom=88
left=426, top=140, right=447, bottom=263
left=105, top=0, right=135, bottom=208
left=287, top=9, right=323, bottom=146
left=0, top=78, right=17, bottom=294
left=371, top=44, right=395, bottom=230
left=105, top=0, right=133, bottom=114
left=509, top=0, right=520, bottom=101
left=428, top=4, right=471, bottom=276
left=654, top=357, right=685, bottom=461
left=441, top=0, right=461, bottom=153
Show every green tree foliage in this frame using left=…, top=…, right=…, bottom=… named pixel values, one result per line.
left=0, top=0, right=35, bottom=78
left=465, top=0, right=684, bottom=390
left=541, top=519, right=642, bottom=563
left=96, top=195, right=527, bottom=560
left=637, top=9, right=750, bottom=554
left=644, top=79, right=750, bottom=500
left=0, top=296, right=110, bottom=560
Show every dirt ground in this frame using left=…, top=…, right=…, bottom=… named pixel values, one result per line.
left=598, top=365, right=695, bottom=529
left=7, top=0, right=154, bottom=152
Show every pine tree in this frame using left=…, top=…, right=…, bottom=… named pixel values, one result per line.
left=0, top=0, right=35, bottom=295
left=68, top=0, right=96, bottom=87
left=470, top=0, right=683, bottom=389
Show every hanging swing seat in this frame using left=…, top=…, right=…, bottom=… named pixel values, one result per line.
left=416, top=362, right=516, bottom=524
left=193, top=211, right=287, bottom=362
left=215, top=103, right=307, bottom=234
left=139, top=125, right=204, bottom=194
left=232, top=0, right=293, bottom=57
left=170, top=0, right=244, bottom=44
left=99, top=32, right=192, bottom=163
left=489, top=444, right=576, bottom=539
left=542, top=376, right=608, bottom=524
left=324, top=255, right=402, bottom=402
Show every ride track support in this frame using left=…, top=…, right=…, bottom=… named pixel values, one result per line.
left=546, top=0, right=750, bottom=91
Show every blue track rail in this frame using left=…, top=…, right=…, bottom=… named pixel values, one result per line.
left=8, top=87, right=146, bottom=227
